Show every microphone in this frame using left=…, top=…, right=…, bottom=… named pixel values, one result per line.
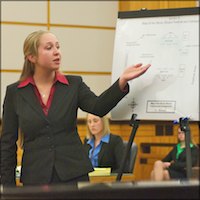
left=173, top=116, right=190, bottom=124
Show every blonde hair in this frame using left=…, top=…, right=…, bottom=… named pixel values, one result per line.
left=19, top=30, right=50, bottom=81
left=86, top=114, right=110, bottom=140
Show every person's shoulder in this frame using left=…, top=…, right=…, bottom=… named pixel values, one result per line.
left=169, top=145, right=177, bottom=154
left=110, top=133, right=123, bottom=142
left=171, top=144, right=177, bottom=150
left=192, top=144, right=199, bottom=151
left=7, top=81, right=20, bottom=90
left=65, top=75, right=82, bottom=83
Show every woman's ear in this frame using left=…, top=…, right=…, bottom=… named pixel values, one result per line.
left=27, top=55, right=36, bottom=63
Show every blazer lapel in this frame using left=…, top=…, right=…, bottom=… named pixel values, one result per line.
left=18, top=84, right=46, bottom=119
left=18, top=82, right=70, bottom=120
left=47, top=83, right=70, bottom=117
left=98, top=143, right=107, bottom=162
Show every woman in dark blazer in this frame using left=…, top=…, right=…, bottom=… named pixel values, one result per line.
left=0, top=30, right=151, bottom=186
left=83, top=114, right=124, bottom=173
left=151, top=127, right=199, bottom=180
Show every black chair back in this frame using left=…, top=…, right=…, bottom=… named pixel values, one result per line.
left=123, top=141, right=138, bottom=173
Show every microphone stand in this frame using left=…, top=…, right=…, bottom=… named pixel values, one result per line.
left=116, top=114, right=140, bottom=181
left=179, top=117, right=192, bottom=179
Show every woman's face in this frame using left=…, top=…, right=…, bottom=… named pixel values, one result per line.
left=34, top=33, right=61, bottom=71
left=178, top=128, right=185, bottom=142
left=87, top=114, right=104, bottom=136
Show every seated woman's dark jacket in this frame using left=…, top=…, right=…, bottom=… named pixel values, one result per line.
left=83, top=134, right=125, bottom=173
left=162, top=144, right=199, bottom=172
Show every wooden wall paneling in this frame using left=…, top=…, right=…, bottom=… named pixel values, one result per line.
left=77, top=124, right=87, bottom=143
left=168, top=0, right=197, bottom=8
left=119, top=0, right=197, bottom=11
left=118, top=1, right=132, bottom=12
left=17, top=147, right=23, bottom=166
left=159, top=1, right=169, bottom=9
left=110, top=124, right=124, bottom=136
left=119, top=0, right=161, bottom=11
left=129, top=1, right=161, bottom=10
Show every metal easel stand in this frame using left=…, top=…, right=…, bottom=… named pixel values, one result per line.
left=179, top=117, right=192, bottom=180
left=116, top=114, right=140, bottom=181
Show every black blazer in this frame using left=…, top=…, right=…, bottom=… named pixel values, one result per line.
left=83, top=134, right=125, bottom=173
left=162, top=144, right=199, bottom=178
left=1, top=75, right=129, bottom=185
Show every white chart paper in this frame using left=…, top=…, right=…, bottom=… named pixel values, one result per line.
left=111, top=12, right=199, bottom=121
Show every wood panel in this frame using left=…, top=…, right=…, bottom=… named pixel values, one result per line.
left=168, top=0, right=197, bottom=8
left=119, top=0, right=197, bottom=11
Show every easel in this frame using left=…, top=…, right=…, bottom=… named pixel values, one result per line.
left=116, top=114, right=139, bottom=181
left=179, top=117, right=192, bottom=179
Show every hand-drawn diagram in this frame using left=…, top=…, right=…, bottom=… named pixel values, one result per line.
left=111, top=13, right=199, bottom=121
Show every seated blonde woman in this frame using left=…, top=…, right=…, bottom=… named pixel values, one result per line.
left=83, top=113, right=125, bottom=173
left=151, top=126, right=199, bottom=181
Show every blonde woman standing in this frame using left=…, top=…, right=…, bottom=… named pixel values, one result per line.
left=1, top=30, right=150, bottom=186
